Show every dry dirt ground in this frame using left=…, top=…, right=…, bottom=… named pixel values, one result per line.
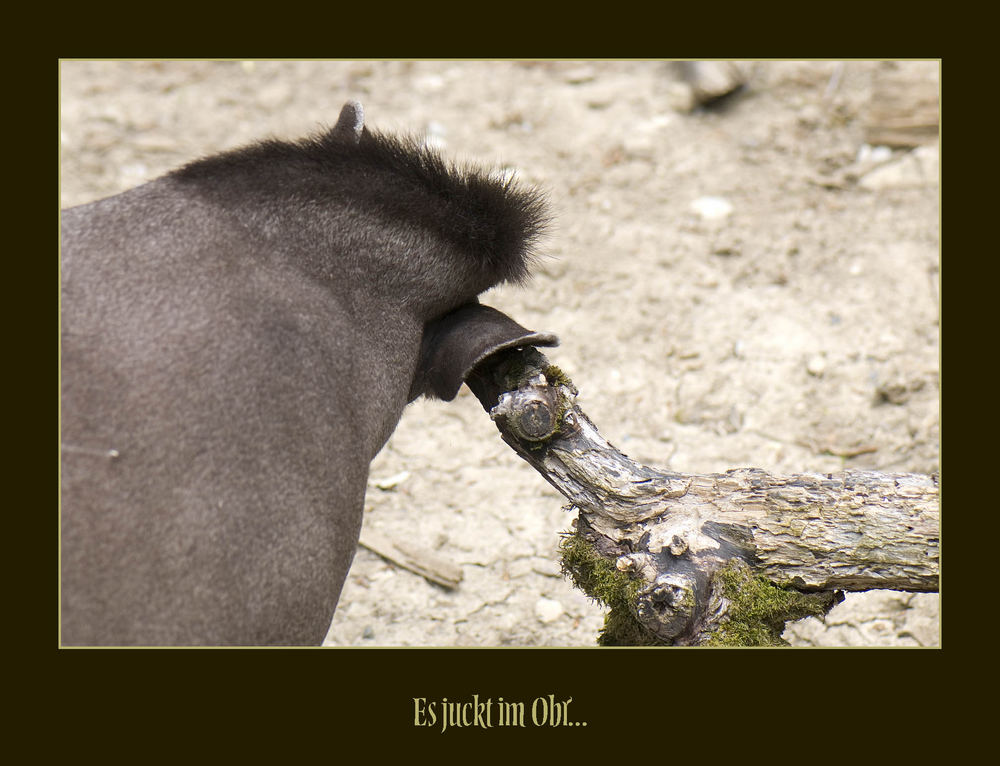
left=59, top=60, right=940, bottom=647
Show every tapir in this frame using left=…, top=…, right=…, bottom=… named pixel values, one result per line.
left=60, top=101, right=557, bottom=646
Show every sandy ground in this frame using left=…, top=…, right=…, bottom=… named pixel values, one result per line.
left=59, top=60, right=940, bottom=647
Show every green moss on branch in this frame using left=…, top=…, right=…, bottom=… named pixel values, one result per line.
left=704, top=560, right=843, bottom=647
left=558, top=533, right=667, bottom=646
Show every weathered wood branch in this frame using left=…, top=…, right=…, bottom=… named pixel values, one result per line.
left=359, top=530, right=464, bottom=590
left=865, top=62, right=940, bottom=148
left=464, top=346, right=939, bottom=646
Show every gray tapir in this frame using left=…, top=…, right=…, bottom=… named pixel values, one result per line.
left=60, top=101, right=557, bottom=646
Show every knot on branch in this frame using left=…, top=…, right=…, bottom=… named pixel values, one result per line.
left=491, top=377, right=568, bottom=444
left=636, top=573, right=697, bottom=641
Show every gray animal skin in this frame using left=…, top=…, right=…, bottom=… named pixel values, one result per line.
left=60, top=102, right=555, bottom=646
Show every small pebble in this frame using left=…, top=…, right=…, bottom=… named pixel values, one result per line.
left=691, top=196, right=733, bottom=221
left=806, top=355, right=827, bottom=377
left=415, top=74, right=445, bottom=93
left=856, top=144, right=893, bottom=164
left=372, top=471, right=410, bottom=490
left=535, top=597, right=564, bottom=624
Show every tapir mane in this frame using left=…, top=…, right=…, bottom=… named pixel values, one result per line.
left=171, top=124, right=550, bottom=289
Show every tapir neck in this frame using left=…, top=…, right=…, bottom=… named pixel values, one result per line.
left=159, top=174, right=500, bottom=324
left=63, top=180, right=429, bottom=464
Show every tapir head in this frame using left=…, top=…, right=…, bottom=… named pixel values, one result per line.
left=409, top=302, right=558, bottom=402
left=167, top=100, right=558, bottom=413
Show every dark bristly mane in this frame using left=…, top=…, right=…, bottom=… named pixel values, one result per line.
left=172, top=124, right=550, bottom=287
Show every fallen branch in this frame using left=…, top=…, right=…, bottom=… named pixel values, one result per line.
left=464, top=347, right=939, bottom=646
left=359, top=530, right=463, bottom=590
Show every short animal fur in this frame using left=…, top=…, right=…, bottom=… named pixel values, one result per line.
left=61, top=102, right=553, bottom=645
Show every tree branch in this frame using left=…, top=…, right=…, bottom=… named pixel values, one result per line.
left=464, top=347, right=939, bottom=646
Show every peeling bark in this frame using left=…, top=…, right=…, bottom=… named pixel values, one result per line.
left=465, top=347, right=940, bottom=646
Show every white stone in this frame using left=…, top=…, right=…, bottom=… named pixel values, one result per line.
left=860, top=144, right=939, bottom=190
left=870, top=145, right=893, bottom=163
left=534, top=597, right=564, bottom=624
left=372, top=471, right=411, bottom=490
left=691, top=196, right=733, bottom=221
left=415, top=74, right=445, bottom=93
left=857, top=144, right=893, bottom=164
left=806, top=355, right=827, bottom=377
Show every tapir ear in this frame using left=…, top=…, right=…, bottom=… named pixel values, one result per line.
left=409, top=303, right=559, bottom=402
left=333, top=100, right=365, bottom=144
